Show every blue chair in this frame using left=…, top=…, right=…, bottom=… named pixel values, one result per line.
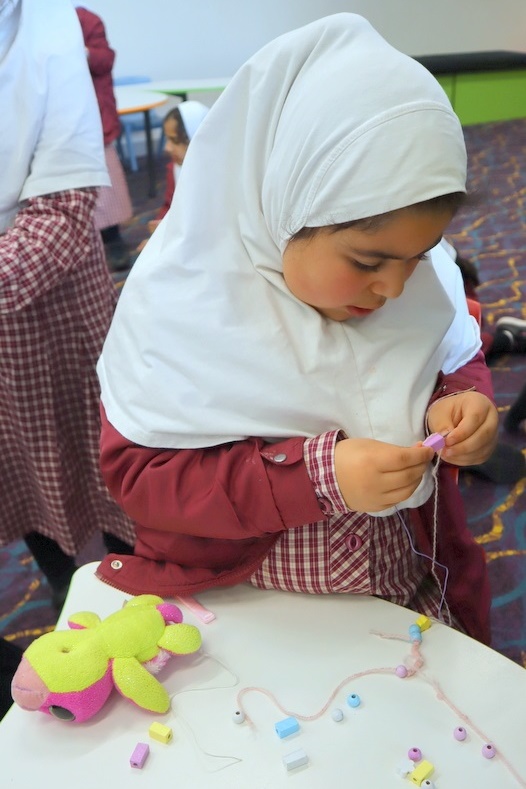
left=114, top=76, right=166, bottom=172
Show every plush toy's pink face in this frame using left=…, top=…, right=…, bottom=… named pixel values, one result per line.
left=11, top=656, right=114, bottom=723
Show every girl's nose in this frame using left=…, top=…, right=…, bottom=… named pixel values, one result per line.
left=370, top=264, right=406, bottom=300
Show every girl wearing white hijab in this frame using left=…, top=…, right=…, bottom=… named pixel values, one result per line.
left=138, top=101, right=210, bottom=250
left=97, top=14, right=497, bottom=644
left=0, top=0, right=135, bottom=607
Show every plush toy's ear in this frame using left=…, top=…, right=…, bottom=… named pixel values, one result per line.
left=112, top=657, right=170, bottom=713
left=125, top=595, right=164, bottom=609
left=68, top=612, right=101, bottom=630
left=158, top=623, right=202, bottom=655
left=156, top=603, right=183, bottom=624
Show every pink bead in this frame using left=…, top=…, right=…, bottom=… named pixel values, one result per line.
left=408, top=747, right=422, bottom=762
left=482, top=743, right=496, bottom=759
left=454, top=726, right=467, bottom=741
left=395, top=665, right=408, bottom=678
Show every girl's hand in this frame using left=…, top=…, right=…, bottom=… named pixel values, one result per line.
left=427, top=391, right=498, bottom=467
left=334, top=438, right=434, bottom=513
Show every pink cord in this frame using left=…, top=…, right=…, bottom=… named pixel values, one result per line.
left=176, top=596, right=216, bottom=624
left=235, top=629, right=526, bottom=787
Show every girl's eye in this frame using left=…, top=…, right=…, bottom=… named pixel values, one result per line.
left=351, top=260, right=382, bottom=273
left=350, top=253, right=429, bottom=273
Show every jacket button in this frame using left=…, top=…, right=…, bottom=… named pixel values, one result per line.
left=273, top=453, right=287, bottom=463
left=110, top=559, right=123, bottom=570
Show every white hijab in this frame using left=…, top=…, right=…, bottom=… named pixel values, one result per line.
left=98, top=13, right=480, bottom=513
left=178, top=100, right=209, bottom=141
left=0, top=0, right=108, bottom=233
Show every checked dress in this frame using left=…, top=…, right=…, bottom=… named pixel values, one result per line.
left=0, top=188, right=135, bottom=555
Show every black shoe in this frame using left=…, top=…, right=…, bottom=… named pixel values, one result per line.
left=494, top=316, right=526, bottom=353
left=51, top=583, right=71, bottom=613
left=504, top=381, right=526, bottom=433
left=104, top=239, right=132, bottom=272
left=463, top=442, right=526, bottom=484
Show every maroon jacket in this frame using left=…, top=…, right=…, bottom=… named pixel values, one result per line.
left=97, top=352, right=493, bottom=646
left=76, top=8, right=121, bottom=146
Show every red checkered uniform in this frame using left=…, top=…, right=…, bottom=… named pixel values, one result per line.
left=0, top=188, right=135, bottom=554
left=250, top=431, right=454, bottom=626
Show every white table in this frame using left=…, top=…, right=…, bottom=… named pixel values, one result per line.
left=114, top=86, right=168, bottom=197
left=2, top=562, right=526, bottom=788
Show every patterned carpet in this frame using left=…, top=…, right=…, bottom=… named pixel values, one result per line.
left=447, top=119, right=526, bottom=668
left=2, top=122, right=526, bottom=668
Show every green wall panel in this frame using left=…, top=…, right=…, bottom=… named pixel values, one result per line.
left=454, top=70, right=526, bottom=125
left=436, top=75, right=455, bottom=105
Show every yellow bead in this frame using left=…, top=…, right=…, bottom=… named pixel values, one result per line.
left=415, top=615, right=431, bottom=632
left=148, top=721, right=173, bottom=744
left=409, top=760, right=434, bottom=786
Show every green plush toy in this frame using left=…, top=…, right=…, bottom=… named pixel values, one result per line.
left=11, top=594, right=202, bottom=722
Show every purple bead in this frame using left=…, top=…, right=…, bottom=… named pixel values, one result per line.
left=395, top=665, right=408, bottom=678
left=423, top=432, right=446, bottom=452
left=454, top=726, right=467, bottom=741
left=482, top=743, right=496, bottom=759
left=408, top=747, right=422, bottom=762
left=130, top=742, right=149, bottom=769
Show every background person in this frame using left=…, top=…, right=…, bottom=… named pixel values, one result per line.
left=0, top=0, right=135, bottom=611
left=76, top=5, right=133, bottom=272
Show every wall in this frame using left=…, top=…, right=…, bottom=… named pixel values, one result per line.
left=80, top=1, right=526, bottom=82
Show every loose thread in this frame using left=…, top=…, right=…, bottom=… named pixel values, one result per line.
left=169, top=651, right=243, bottom=772
left=395, top=454, right=451, bottom=626
left=429, top=454, right=452, bottom=626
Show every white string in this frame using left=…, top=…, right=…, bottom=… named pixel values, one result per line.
left=395, top=454, right=451, bottom=624
left=169, top=651, right=243, bottom=772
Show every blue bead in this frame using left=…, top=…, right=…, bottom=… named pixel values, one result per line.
left=347, top=693, right=361, bottom=708
left=409, top=624, right=422, bottom=642
left=275, top=717, right=300, bottom=738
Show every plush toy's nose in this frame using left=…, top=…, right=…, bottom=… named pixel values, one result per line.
left=11, top=657, right=48, bottom=710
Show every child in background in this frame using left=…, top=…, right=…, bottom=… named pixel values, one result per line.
left=76, top=6, right=134, bottom=271
left=447, top=238, right=526, bottom=362
left=137, top=102, right=209, bottom=252
left=0, top=0, right=135, bottom=613
left=96, top=14, right=498, bottom=645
